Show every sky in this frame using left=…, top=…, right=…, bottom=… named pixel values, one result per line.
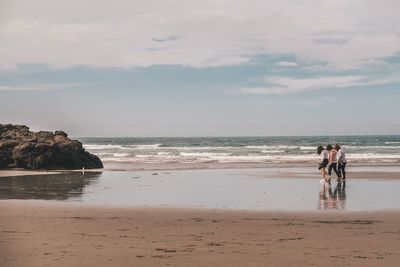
left=0, top=0, right=399, bottom=137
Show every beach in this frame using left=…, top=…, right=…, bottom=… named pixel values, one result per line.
left=1, top=201, right=400, bottom=267
left=1, top=164, right=400, bottom=266
left=2, top=0, right=400, bottom=265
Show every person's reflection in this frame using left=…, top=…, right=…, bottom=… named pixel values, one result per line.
left=319, top=181, right=346, bottom=210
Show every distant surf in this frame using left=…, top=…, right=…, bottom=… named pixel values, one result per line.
left=80, top=136, right=400, bottom=165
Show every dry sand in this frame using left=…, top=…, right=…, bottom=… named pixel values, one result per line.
left=1, top=201, right=399, bottom=267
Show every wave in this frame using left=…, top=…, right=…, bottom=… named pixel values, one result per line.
left=162, top=146, right=237, bottom=150
left=245, top=145, right=298, bottom=149
left=346, top=153, right=400, bottom=159
left=113, top=153, right=131, bottom=157
left=129, top=144, right=162, bottom=149
left=84, top=144, right=163, bottom=151
left=99, top=152, right=400, bottom=164
left=180, top=152, right=233, bottom=157
left=260, top=150, right=286, bottom=153
left=84, top=144, right=127, bottom=150
left=299, top=146, right=316, bottom=150
left=157, top=152, right=172, bottom=156
left=83, top=139, right=400, bottom=165
left=85, top=143, right=400, bottom=154
left=342, top=145, right=400, bottom=149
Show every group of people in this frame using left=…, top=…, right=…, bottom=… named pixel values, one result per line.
left=317, top=144, right=347, bottom=187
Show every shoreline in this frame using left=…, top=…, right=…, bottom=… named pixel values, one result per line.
left=1, top=200, right=400, bottom=266
left=102, top=161, right=400, bottom=171
left=1, top=163, right=400, bottom=180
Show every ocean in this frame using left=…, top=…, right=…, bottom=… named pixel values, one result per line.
left=80, top=135, right=400, bottom=165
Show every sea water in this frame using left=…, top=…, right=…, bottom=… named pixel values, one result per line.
left=80, top=135, right=400, bottom=164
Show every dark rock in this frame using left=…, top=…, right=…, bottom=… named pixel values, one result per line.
left=0, top=124, right=103, bottom=170
left=0, top=151, right=9, bottom=168
left=0, top=124, right=29, bottom=134
left=54, top=130, right=68, bottom=137
left=37, top=131, right=53, bottom=138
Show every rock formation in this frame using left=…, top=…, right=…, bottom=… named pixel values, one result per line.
left=0, top=124, right=103, bottom=170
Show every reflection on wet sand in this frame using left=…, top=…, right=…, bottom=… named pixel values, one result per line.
left=1, top=169, right=399, bottom=211
left=319, top=181, right=347, bottom=210
left=0, top=172, right=102, bottom=200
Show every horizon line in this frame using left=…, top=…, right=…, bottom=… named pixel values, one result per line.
left=74, top=134, right=400, bottom=139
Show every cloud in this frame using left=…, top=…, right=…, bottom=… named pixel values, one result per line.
left=0, top=0, right=399, bottom=69
left=237, top=74, right=400, bottom=94
left=152, top=35, right=183, bottom=42
left=275, top=61, right=298, bottom=67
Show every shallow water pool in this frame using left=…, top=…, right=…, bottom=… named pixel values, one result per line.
left=0, top=169, right=399, bottom=211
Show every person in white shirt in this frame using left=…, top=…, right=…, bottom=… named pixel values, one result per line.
left=327, top=144, right=342, bottom=182
left=335, top=144, right=347, bottom=181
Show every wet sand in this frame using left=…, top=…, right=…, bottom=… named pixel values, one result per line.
left=1, top=201, right=400, bottom=267
left=0, top=169, right=60, bottom=178
left=1, top=166, right=400, bottom=266
left=1, top=163, right=400, bottom=180
left=1, top=168, right=400, bottom=211
left=103, top=161, right=400, bottom=172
